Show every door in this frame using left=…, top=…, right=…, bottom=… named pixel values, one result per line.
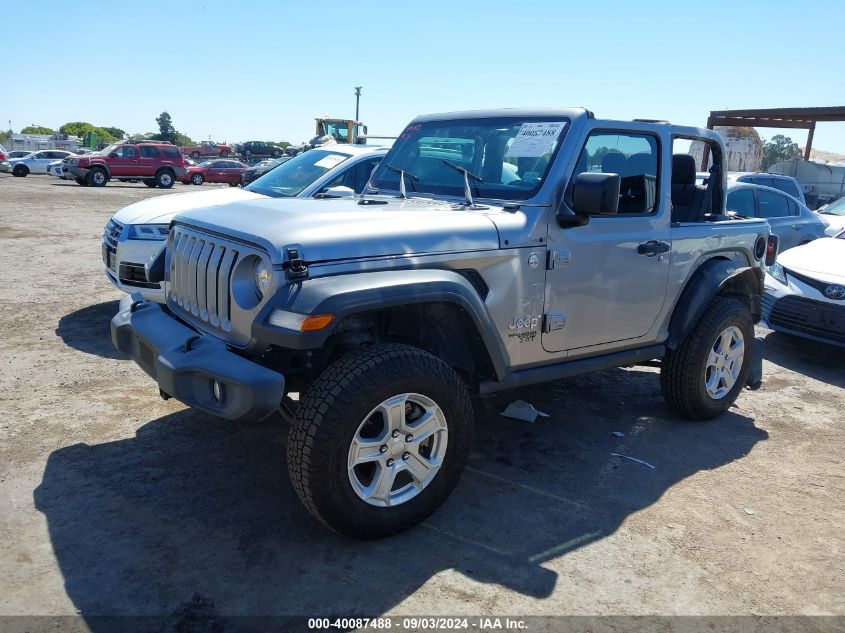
left=109, top=145, right=138, bottom=176
left=29, top=151, right=53, bottom=173
left=542, top=129, right=670, bottom=353
left=755, top=187, right=801, bottom=251
left=138, top=145, right=160, bottom=177
left=207, top=161, right=226, bottom=182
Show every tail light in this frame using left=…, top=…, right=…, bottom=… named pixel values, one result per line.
left=765, top=234, right=779, bottom=266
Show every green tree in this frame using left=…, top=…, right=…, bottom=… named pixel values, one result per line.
left=58, top=122, right=118, bottom=143
left=21, top=125, right=54, bottom=135
left=154, top=111, right=177, bottom=143
left=101, top=126, right=125, bottom=140
left=762, top=134, right=802, bottom=169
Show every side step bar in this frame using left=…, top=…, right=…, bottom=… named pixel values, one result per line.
left=478, top=344, right=665, bottom=396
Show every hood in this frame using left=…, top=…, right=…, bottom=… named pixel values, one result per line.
left=112, top=187, right=267, bottom=225
left=779, top=237, right=845, bottom=283
left=175, top=196, right=502, bottom=265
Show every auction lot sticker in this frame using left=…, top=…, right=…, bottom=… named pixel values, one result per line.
left=506, top=122, right=566, bottom=158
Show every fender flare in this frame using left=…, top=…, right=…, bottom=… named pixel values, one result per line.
left=252, top=268, right=509, bottom=380
left=666, top=258, right=764, bottom=350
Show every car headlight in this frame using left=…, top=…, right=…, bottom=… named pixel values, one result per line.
left=767, top=262, right=788, bottom=285
left=127, top=224, right=169, bottom=240
left=253, top=259, right=272, bottom=297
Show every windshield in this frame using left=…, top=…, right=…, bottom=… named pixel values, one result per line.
left=822, top=197, right=845, bottom=216
left=245, top=149, right=350, bottom=198
left=369, top=116, right=569, bottom=201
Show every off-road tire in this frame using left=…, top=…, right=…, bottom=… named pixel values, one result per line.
left=287, top=344, right=473, bottom=539
left=661, top=296, right=754, bottom=420
left=87, top=167, right=108, bottom=187
left=155, top=168, right=175, bottom=189
left=12, top=165, right=28, bottom=177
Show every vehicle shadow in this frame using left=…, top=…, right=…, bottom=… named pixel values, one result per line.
left=34, top=368, right=767, bottom=626
left=762, top=330, right=844, bottom=388
left=56, top=300, right=124, bottom=360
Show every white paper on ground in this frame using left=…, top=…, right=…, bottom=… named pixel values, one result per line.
left=499, top=400, right=550, bottom=423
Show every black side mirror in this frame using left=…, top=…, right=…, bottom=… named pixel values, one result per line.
left=572, top=172, right=620, bottom=216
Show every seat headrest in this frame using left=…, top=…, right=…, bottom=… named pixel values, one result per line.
left=601, top=151, right=626, bottom=174
left=672, top=154, right=696, bottom=185
left=626, top=152, right=655, bottom=177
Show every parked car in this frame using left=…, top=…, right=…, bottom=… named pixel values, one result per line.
left=763, top=230, right=845, bottom=347
left=1, top=150, right=74, bottom=176
left=817, top=195, right=845, bottom=236
left=65, top=141, right=187, bottom=188
left=180, top=141, right=233, bottom=159
left=6, top=150, right=33, bottom=159
left=111, top=109, right=774, bottom=538
left=0, top=143, right=7, bottom=161
left=103, top=145, right=387, bottom=302
left=235, top=141, right=284, bottom=159
left=179, top=159, right=248, bottom=186
left=726, top=183, right=827, bottom=252
left=240, top=156, right=292, bottom=186
left=48, top=159, right=67, bottom=178
left=727, top=172, right=806, bottom=205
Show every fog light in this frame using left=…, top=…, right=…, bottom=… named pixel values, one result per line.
left=212, top=380, right=224, bottom=403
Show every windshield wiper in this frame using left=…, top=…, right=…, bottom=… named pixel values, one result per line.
left=442, top=160, right=487, bottom=209
left=384, top=164, right=419, bottom=199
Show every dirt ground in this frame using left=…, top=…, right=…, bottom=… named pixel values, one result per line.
left=0, top=173, right=842, bottom=626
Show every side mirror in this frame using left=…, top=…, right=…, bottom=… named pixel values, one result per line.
left=321, top=185, right=354, bottom=199
left=110, top=152, right=119, bottom=158
left=571, top=172, right=620, bottom=216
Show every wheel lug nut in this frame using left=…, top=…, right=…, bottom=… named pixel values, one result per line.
left=405, top=434, right=413, bottom=442
left=402, top=452, right=410, bottom=460
left=392, top=430, right=400, bottom=438
left=379, top=445, right=388, bottom=453
left=386, top=458, right=395, bottom=466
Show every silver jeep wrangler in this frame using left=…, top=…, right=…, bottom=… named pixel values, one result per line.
left=112, top=108, right=773, bottom=538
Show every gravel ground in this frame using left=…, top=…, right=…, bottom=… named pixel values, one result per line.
left=0, top=174, right=842, bottom=626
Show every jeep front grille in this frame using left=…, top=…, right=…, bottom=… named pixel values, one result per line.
left=168, top=226, right=240, bottom=331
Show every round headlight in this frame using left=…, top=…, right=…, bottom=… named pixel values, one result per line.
left=253, top=259, right=272, bottom=296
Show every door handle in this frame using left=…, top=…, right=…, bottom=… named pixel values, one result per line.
left=637, top=240, right=671, bottom=256
left=792, top=224, right=801, bottom=230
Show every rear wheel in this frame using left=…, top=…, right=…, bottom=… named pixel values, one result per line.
left=12, top=165, right=28, bottom=177
left=661, top=296, right=754, bottom=420
left=155, top=169, right=175, bottom=189
left=87, top=168, right=108, bottom=187
left=288, top=344, right=473, bottom=539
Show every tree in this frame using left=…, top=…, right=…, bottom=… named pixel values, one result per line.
left=101, top=127, right=126, bottom=140
left=21, top=125, right=54, bottom=135
left=154, top=111, right=177, bottom=143
left=763, top=134, right=802, bottom=169
left=59, top=122, right=118, bottom=143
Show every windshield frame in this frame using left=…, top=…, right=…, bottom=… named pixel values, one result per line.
left=368, top=115, right=570, bottom=202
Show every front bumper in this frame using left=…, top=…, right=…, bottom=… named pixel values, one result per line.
left=762, top=274, right=845, bottom=347
left=111, top=294, right=284, bottom=421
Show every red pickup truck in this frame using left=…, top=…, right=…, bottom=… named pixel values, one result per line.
left=180, top=141, right=232, bottom=159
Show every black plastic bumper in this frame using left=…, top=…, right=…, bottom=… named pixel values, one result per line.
left=111, top=294, right=284, bottom=421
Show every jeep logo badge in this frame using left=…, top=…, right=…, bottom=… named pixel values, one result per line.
left=508, top=315, right=540, bottom=330
left=824, top=284, right=845, bottom=300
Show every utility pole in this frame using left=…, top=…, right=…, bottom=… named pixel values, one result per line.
left=354, top=86, right=362, bottom=121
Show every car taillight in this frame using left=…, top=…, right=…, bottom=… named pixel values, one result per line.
left=765, top=234, right=779, bottom=266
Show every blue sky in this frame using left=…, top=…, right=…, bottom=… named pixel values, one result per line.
left=2, top=0, right=844, bottom=152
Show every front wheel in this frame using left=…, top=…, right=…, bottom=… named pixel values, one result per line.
left=661, top=296, right=754, bottom=420
left=12, top=165, right=28, bottom=177
left=87, top=168, right=108, bottom=187
left=288, top=344, right=473, bottom=539
left=191, top=173, right=204, bottom=185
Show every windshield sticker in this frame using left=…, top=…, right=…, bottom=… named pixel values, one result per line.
left=314, top=154, right=346, bottom=169
left=506, top=122, right=566, bottom=158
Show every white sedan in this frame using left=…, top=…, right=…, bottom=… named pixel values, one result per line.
left=763, top=230, right=845, bottom=348
left=1, top=149, right=74, bottom=176
left=817, top=196, right=845, bottom=236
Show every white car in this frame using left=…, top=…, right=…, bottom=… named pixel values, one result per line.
left=103, top=145, right=388, bottom=302
left=817, top=196, right=845, bottom=236
left=1, top=149, right=74, bottom=176
left=763, top=230, right=845, bottom=348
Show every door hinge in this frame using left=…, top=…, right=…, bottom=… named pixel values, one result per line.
left=543, top=312, right=567, bottom=332
left=547, top=250, right=571, bottom=270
